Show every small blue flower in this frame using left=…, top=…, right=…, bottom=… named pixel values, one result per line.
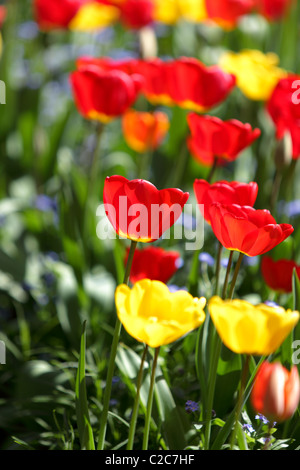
left=168, top=285, right=188, bottom=293
left=255, top=413, right=269, bottom=424
left=242, top=423, right=255, bottom=434
left=175, top=213, right=197, bottom=231
left=221, top=258, right=229, bottom=268
left=35, top=194, right=57, bottom=213
left=109, top=399, right=119, bottom=407
left=175, top=257, right=184, bottom=269
left=35, top=195, right=59, bottom=226
left=264, top=300, right=279, bottom=308
left=185, top=400, right=199, bottom=414
left=199, top=252, right=214, bottom=266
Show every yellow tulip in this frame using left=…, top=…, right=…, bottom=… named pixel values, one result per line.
left=69, top=2, right=119, bottom=31
left=219, top=49, right=287, bottom=101
left=208, top=296, right=299, bottom=356
left=153, top=0, right=207, bottom=25
left=115, top=279, right=206, bottom=348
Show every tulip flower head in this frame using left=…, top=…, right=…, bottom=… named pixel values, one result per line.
left=193, top=179, right=258, bottom=224
left=261, top=256, right=300, bottom=293
left=118, top=0, right=155, bottom=29
left=34, top=0, right=119, bottom=31
left=75, top=56, right=235, bottom=112
left=122, top=109, right=170, bottom=153
left=187, top=114, right=261, bottom=167
left=153, top=0, right=207, bottom=25
left=125, top=246, right=181, bottom=284
left=34, top=0, right=87, bottom=30
left=204, top=0, right=255, bottom=29
left=254, top=0, right=294, bottom=21
left=219, top=49, right=287, bottom=101
left=209, top=203, right=294, bottom=257
left=267, top=75, right=300, bottom=159
left=208, top=296, right=299, bottom=355
left=251, top=361, right=300, bottom=423
left=103, top=175, right=189, bottom=242
left=115, top=279, right=206, bottom=348
left=70, top=65, right=143, bottom=123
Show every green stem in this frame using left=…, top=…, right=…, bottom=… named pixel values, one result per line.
left=139, top=149, right=154, bottom=180
left=221, top=251, right=234, bottom=300
left=127, top=344, right=149, bottom=450
left=214, top=242, right=223, bottom=297
left=142, top=347, right=160, bottom=450
left=263, top=421, right=275, bottom=450
left=97, top=240, right=137, bottom=450
left=204, top=334, right=222, bottom=450
left=207, top=156, right=218, bottom=183
left=204, top=250, right=233, bottom=449
left=230, top=354, right=250, bottom=450
left=204, top=250, right=244, bottom=450
left=228, top=253, right=244, bottom=300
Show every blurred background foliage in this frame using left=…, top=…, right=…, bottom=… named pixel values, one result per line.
left=0, top=0, right=300, bottom=450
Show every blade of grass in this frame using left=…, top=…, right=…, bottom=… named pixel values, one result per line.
left=75, top=320, right=95, bottom=450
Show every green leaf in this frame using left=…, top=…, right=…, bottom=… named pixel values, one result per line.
left=293, top=268, right=300, bottom=311
left=75, top=320, right=95, bottom=450
left=116, top=344, right=189, bottom=450
left=154, top=367, right=189, bottom=450
left=236, top=422, right=248, bottom=451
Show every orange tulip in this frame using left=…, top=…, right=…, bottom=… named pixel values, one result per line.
left=251, top=361, right=300, bottom=422
left=122, top=109, right=169, bottom=153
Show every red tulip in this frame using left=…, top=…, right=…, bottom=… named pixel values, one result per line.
left=193, top=180, right=258, bottom=224
left=187, top=113, right=261, bottom=167
left=103, top=175, right=189, bottom=242
left=118, top=0, right=154, bottom=29
left=34, top=0, right=89, bottom=30
left=125, top=246, right=181, bottom=283
left=251, top=361, right=300, bottom=423
left=209, top=203, right=294, bottom=257
left=76, top=56, right=236, bottom=112
left=143, top=58, right=236, bottom=111
left=254, top=0, right=293, bottom=21
left=0, top=6, right=6, bottom=28
left=267, top=75, right=300, bottom=159
left=76, top=56, right=139, bottom=76
left=204, top=0, right=255, bottom=29
left=70, top=64, right=143, bottom=122
left=122, top=109, right=169, bottom=153
left=261, top=256, right=300, bottom=293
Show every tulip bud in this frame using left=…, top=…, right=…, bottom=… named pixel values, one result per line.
left=251, top=361, right=300, bottom=423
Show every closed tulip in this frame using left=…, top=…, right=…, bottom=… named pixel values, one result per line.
left=208, top=296, right=299, bottom=355
left=267, top=75, right=300, bottom=159
left=209, top=203, right=294, bottom=257
left=34, top=0, right=88, bottom=30
left=204, top=0, right=255, bottom=29
left=251, top=361, right=300, bottom=422
left=187, top=113, right=260, bottom=166
left=193, top=180, right=258, bottom=224
left=125, top=246, right=181, bottom=284
left=70, top=65, right=143, bottom=123
left=103, top=175, right=189, bottom=242
left=254, top=0, right=294, bottom=21
left=261, top=256, right=300, bottom=293
left=78, top=56, right=235, bottom=112
left=122, top=109, right=169, bottom=153
left=115, top=279, right=206, bottom=348
left=118, top=0, right=154, bottom=29
left=34, top=0, right=118, bottom=31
